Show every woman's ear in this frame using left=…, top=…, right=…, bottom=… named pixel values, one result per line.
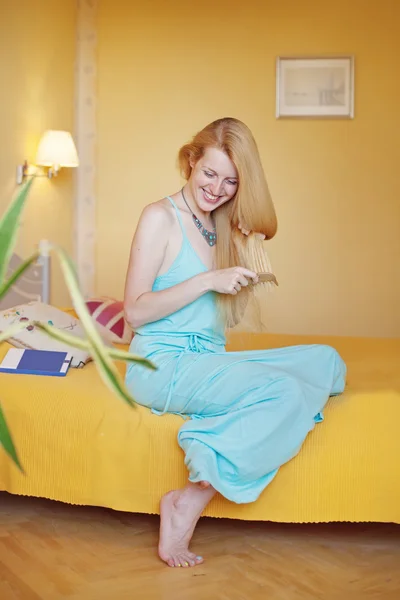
left=189, top=150, right=199, bottom=171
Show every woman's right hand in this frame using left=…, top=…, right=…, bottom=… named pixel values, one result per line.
left=208, top=267, right=258, bottom=295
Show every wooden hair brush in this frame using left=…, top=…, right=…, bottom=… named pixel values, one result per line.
left=257, top=272, right=278, bottom=285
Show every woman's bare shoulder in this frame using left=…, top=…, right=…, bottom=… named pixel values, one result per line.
left=142, top=198, right=173, bottom=220
left=139, top=197, right=176, bottom=227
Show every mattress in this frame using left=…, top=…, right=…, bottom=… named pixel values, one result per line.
left=1, top=331, right=399, bottom=524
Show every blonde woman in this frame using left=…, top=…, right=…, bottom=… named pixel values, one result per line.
left=124, top=117, right=346, bottom=568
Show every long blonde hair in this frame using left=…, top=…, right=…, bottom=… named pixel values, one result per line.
left=178, top=117, right=277, bottom=329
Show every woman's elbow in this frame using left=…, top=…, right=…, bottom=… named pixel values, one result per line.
left=124, top=303, right=140, bottom=330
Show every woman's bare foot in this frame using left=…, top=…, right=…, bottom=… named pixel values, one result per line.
left=158, top=482, right=216, bottom=567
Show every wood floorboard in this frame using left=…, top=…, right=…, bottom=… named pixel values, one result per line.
left=0, top=492, right=399, bottom=599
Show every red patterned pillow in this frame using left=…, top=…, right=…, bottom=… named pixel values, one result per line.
left=86, top=297, right=133, bottom=344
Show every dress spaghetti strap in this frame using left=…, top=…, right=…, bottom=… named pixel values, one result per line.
left=166, top=196, right=188, bottom=241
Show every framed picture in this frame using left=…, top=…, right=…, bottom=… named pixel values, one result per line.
left=276, top=56, right=354, bottom=119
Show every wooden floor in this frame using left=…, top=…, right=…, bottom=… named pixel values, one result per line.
left=0, top=492, right=399, bottom=600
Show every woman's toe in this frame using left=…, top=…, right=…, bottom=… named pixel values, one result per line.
left=183, top=554, right=196, bottom=567
left=186, top=551, right=198, bottom=565
left=172, top=555, right=181, bottom=568
left=178, top=555, right=189, bottom=568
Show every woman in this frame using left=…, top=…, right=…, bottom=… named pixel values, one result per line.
left=123, top=117, right=346, bottom=569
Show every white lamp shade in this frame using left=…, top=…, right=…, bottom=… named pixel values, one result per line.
left=35, top=130, right=79, bottom=168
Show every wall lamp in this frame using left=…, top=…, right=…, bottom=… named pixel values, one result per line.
left=16, top=130, right=79, bottom=185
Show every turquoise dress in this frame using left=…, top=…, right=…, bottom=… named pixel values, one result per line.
left=125, top=197, right=347, bottom=504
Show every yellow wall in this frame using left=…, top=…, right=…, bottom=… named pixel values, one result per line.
left=0, top=0, right=77, bottom=306
left=97, top=0, right=399, bottom=337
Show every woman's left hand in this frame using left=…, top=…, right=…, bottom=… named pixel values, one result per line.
left=238, top=222, right=266, bottom=240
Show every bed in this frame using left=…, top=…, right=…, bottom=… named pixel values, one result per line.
left=0, top=255, right=399, bottom=524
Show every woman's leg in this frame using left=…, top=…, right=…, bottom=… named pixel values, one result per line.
left=158, top=481, right=216, bottom=567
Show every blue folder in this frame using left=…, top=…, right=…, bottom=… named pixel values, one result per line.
left=0, top=348, right=72, bottom=377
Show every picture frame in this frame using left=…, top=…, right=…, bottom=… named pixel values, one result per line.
left=276, top=56, right=354, bottom=119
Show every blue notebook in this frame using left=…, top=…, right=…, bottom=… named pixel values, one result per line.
left=0, top=348, right=72, bottom=377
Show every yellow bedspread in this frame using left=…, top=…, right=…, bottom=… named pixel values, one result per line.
left=1, top=333, right=399, bottom=523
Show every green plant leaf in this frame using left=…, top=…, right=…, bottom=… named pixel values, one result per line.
left=31, top=321, right=156, bottom=368
left=0, top=320, right=33, bottom=344
left=52, top=245, right=144, bottom=407
left=106, top=347, right=156, bottom=366
left=0, top=180, right=34, bottom=471
left=30, top=321, right=94, bottom=351
left=0, top=179, right=35, bottom=286
left=0, top=251, right=40, bottom=301
left=0, top=402, right=23, bottom=472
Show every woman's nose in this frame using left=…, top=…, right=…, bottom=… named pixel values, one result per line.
left=210, top=179, right=224, bottom=196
